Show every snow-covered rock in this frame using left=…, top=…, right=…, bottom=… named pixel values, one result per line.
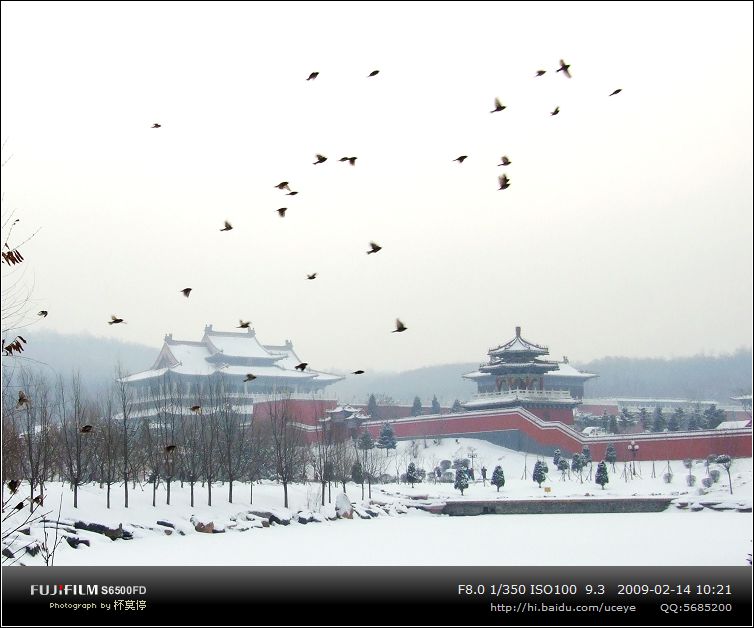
left=335, top=493, right=353, bottom=519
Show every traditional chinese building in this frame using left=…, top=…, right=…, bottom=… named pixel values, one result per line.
left=120, top=325, right=342, bottom=415
left=461, top=326, right=597, bottom=423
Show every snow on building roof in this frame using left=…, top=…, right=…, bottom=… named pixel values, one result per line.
left=462, top=370, right=489, bottom=380
left=716, top=420, right=752, bottom=430
left=545, top=362, right=598, bottom=380
left=488, top=326, right=548, bottom=356
left=203, top=329, right=282, bottom=362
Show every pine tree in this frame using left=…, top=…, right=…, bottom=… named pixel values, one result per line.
left=652, top=406, right=666, bottom=432
left=668, top=408, right=681, bottom=432
left=558, top=458, right=569, bottom=480
left=451, top=399, right=462, bottom=413
left=351, top=460, right=364, bottom=484
left=608, top=415, right=619, bottom=434
left=376, top=422, right=397, bottom=450
left=491, top=465, right=505, bottom=491
left=715, top=455, right=734, bottom=495
left=532, top=460, right=547, bottom=487
left=571, top=453, right=585, bottom=483
left=639, top=407, right=650, bottom=432
left=553, top=448, right=561, bottom=467
left=454, top=468, right=469, bottom=495
left=367, top=394, right=379, bottom=420
left=411, top=396, right=423, bottom=417
left=704, top=405, right=726, bottom=429
left=601, top=410, right=609, bottom=431
left=581, top=445, right=592, bottom=464
left=356, top=430, right=375, bottom=498
left=619, top=408, right=632, bottom=432
left=431, top=395, right=441, bottom=414
left=605, top=443, right=617, bottom=471
left=406, top=462, right=420, bottom=487
left=595, top=460, right=609, bottom=489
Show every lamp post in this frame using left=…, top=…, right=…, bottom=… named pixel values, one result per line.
left=627, top=441, right=639, bottom=476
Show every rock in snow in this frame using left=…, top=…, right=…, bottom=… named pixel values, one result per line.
left=335, top=493, right=353, bottom=519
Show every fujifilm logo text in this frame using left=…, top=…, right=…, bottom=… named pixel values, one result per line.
left=30, top=585, right=98, bottom=596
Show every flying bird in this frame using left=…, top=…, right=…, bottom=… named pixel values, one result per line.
left=498, top=173, right=511, bottom=190
left=339, top=157, right=357, bottom=165
left=498, top=156, right=512, bottom=166
left=609, top=88, right=622, bottom=96
left=14, top=501, right=24, bottom=511
left=277, top=207, right=287, bottom=217
left=243, top=374, right=257, bottom=382
left=306, top=273, right=317, bottom=280
left=367, top=241, right=382, bottom=255
left=307, top=72, right=319, bottom=81
left=7, top=480, right=20, bottom=493
left=550, top=106, right=560, bottom=116
left=151, top=123, right=161, bottom=128
left=80, top=424, right=93, bottom=433
left=32, top=495, right=44, bottom=505
left=352, top=370, right=365, bottom=375
left=17, top=390, right=30, bottom=408
left=367, top=70, right=380, bottom=77
left=190, top=405, right=202, bottom=414
left=313, top=154, right=328, bottom=165
left=275, top=181, right=291, bottom=190
left=165, top=445, right=177, bottom=453
left=295, top=362, right=308, bottom=371
left=38, top=310, right=48, bottom=317
left=237, top=320, right=252, bottom=329
left=180, top=288, right=192, bottom=298
left=453, top=155, right=468, bottom=163
left=220, top=220, right=233, bottom=231
left=536, top=70, right=546, bottom=77
left=286, top=191, right=299, bottom=196
left=108, top=315, right=125, bottom=325
left=490, top=98, right=506, bottom=113
left=557, top=59, right=571, bottom=78
left=392, top=319, right=407, bottom=333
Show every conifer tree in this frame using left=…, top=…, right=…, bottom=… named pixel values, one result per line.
left=411, top=396, right=423, bottom=417
left=351, top=460, right=364, bottom=484
left=558, top=458, right=569, bottom=480
left=491, top=465, right=505, bottom=492
left=376, top=422, right=397, bottom=450
left=571, top=453, right=585, bottom=483
left=451, top=399, right=462, bottom=413
left=605, top=443, right=617, bottom=471
left=652, top=406, right=666, bottom=432
left=367, top=394, right=379, bottom=419
left=715, top=455, right=734, bottom=495
left=431, top=395, right=441, bottom=414
left=532, top=460, right=547, bottom=487
left=406, top=462, right=420, bottom=487
left=608, top=415, right=619, bottom=434
left=639, top=407, right=650, bottom=431
left=553, top=448, right=561, bottom=467
left=454, top=468, right=469, bottom=495
left=595, top=460, right=609, bottom=489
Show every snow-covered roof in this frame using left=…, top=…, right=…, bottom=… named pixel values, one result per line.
left=462, top=370, right=489, bottom=380
left=716, top=420, right=751, bottom=430
left=203, top=329, right=282, bottom=362
left=488, top=326, right=548, bottom=356
left=545, top=362, right=598, bottom=380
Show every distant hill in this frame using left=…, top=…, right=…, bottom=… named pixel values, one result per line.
left=4, top=332, right=750, bottom=404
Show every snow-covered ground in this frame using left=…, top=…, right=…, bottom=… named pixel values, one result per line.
left=3, top=439, right=751, bottom=566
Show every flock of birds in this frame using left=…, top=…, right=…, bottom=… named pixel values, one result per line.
left=11, top=58, right=624, bottom=421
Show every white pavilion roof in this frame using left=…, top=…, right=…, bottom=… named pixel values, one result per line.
left=545, top=362, right=598, bottom=380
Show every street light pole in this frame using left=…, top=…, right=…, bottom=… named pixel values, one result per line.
left=627, top=441, right=639, bottom=476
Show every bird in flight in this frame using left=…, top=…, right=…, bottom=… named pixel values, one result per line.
left=313, top=154, right=328, bottom=165
left=243, top=373, right=257, bottom=382
left=38, top=310, right=48, bottom=317
left=392, top=319, right=407, bottom=333
left=17, top=390, right=30, bottom=408
left=490, top=98, right=506, bottom=113
left=609, top=89, right=622, bottom=96
left=307, top=72, right=319, bottom=81
left=339, top=157, right=357, bottom=166
left=368, top=70, right=380, bottom=77
left=165, top=445, right=177, bottom=453
left=306, top=273, right=317, bottom=280
left=220, top=220, right=233, bottom=231
left=277, top=207, right=287, bottom=217
left=275, top=181, right=291, bottom=191
left=498, top=173, right=511, bottom=190
left=453, top=155, right=468, bottom=163
left=550, top=106, right=560, bottom=116
left=237, top=320, right=252, bottom=329
left=190, top=405, right=202, bottom=414
left=557, top=59, right=571, bottom=78
left=7, top=480, right=19, bottom=494
left=180, top=288, right=192, bottom=298
left=535, top=70, right=546, bottom=77
left=151, top=123, right=161, bottom=128
left=367, top=241, right=382, bottom=255
left=108, top=315, right=125, bottom=325
left=295, top=362, right=308, bottom=371
left=80, top=424, right=93, bottom=433
left=352, top=370, right=365, bottom=375
left=498, top=156, right=512, bottom=166
left=286, top=191, right=299, bottom=196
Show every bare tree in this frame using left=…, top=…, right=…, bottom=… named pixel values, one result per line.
left=95, top=394, right=121, bottom=509
left=312, top=417, right=334, bottom=506
left=115, top=365, right=135, bottom=507
left=266, top=391, right=307, bottom=508
left=58, top=374, right=96, bottom=508
left=216, top=379, right=248, bottom=504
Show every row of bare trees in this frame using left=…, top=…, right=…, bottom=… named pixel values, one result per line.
left=2, top=368, right=406, bottom=512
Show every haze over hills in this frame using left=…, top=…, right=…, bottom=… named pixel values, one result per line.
left=8, top=331, right=751, bottom=405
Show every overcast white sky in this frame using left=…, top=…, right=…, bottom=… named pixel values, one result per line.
left=1, top=1, right=752, bottom=373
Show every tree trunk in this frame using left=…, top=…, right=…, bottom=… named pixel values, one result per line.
left=107, top=483, right=111, bottom=509
left=207, top=481, right=212, bottom=507
left=167, top=479, right=171, bottom=505
left=249, top=481, right=253, bottom=504
left=321, top=481, right=326, bottom=506
left=152, top=479, right=157, bottom=507
left=190, top=482, right=195, bottom=507
left=361, top=481, right=364, bottom=500
left=228, top=479, right=233, bottom=503
left=283, top=481, right=289, bottom=508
